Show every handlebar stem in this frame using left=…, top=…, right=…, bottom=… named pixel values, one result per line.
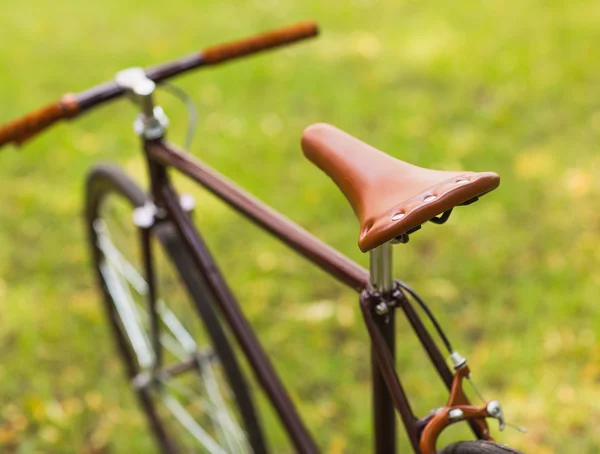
left=115, top=67, right=168, bottom=139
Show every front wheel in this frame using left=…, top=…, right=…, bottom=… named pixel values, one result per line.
left=440, top=441, right=525, bottom=453
left=84, top=163, right=267, bottom=453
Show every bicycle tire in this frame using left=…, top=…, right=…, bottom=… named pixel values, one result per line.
left=84, top=163, right=267, bottom=453
left=439, top=440, right=525, bottom=453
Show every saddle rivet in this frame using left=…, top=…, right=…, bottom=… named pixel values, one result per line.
left=391, top=212, right=405, bottom=221
left=424, top=195, right=437, bottom=202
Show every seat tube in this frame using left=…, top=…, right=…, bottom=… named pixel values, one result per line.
left=369, top=242, right=396, bottom=454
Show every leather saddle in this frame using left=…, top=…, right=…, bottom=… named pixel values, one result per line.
left=301, top=123, right=500, bottom=252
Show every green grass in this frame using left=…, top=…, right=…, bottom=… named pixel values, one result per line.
left=1, top=0, right=600, bottom=452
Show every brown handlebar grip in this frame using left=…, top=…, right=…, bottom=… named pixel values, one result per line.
left=0, top=94, right=79, bottom=148
left=201, top=21, right=319, bottom=64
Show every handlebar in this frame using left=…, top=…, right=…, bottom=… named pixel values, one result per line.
left=0, top=21, right=318, bottom=149
left=202, top=21, right=318, bottom=64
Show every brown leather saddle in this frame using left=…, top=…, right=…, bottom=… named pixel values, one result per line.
left=301, top=123, right=500, bottom=252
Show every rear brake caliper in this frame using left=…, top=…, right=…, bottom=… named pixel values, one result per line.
left=419, top=355, right=497, bottom=454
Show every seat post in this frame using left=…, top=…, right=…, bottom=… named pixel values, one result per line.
left=370, top=242, right=394, bottom=294
left=369, top=242, right=398, bottom=454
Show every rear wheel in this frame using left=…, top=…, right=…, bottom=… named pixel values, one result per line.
left=85, top=164, right=267, bottom=453
left=439, top=441, right=525, bottom=453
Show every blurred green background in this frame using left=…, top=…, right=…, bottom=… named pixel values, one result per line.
left=1, top=0, right=600, bottom=452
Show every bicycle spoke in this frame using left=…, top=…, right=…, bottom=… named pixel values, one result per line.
left=87, top=167, right=265, bottom=453
left=160, top=332, right=189, bottom=361
left=94, top=206, right=252, bottom=453
left=157, top=301, right=198, bottom=354
left=97, top=224, right=191, bottom=361
left=198, top=356, right=248, bottom=452
left=95, top=220, right=147, bottom=294
left=161, top=372, right=244, bottom=454
left=161, top=392, right=227, bottom=454
left=100, top=261, right=154, bottom=368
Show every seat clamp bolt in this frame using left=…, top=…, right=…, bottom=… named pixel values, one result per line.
left=375, top=302, right=389, bottom=315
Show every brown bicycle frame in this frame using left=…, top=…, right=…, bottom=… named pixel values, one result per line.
left=140, top=137, right=487, bottom=453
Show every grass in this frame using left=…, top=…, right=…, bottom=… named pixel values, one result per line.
left=1, top=0, right=600, bottom=452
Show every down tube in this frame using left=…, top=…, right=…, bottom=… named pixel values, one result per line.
left=159, top=181, right=319, bottom=453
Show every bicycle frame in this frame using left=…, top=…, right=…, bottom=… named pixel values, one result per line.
left=0, top=20, right=497, bottom=453
left=139, top=137, right=488, bottom=453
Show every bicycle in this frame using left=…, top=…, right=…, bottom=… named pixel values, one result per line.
left=0, top=21, right=526, bottom=454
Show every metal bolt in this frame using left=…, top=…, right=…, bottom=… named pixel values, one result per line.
left=132, top=204, right=156, bottom=228
left=487, top=400, right=501, bottom=417
left=448, top=408, right=464, bottom=421
left=180, top=193, right=196, bottom=212
left=133, top=106, right=169, bottom=139
left=450, top=351, right=467, bottom=369
left=375, top=302, right=389, bottom=315
left=486, top=400, right=505, bottom=431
